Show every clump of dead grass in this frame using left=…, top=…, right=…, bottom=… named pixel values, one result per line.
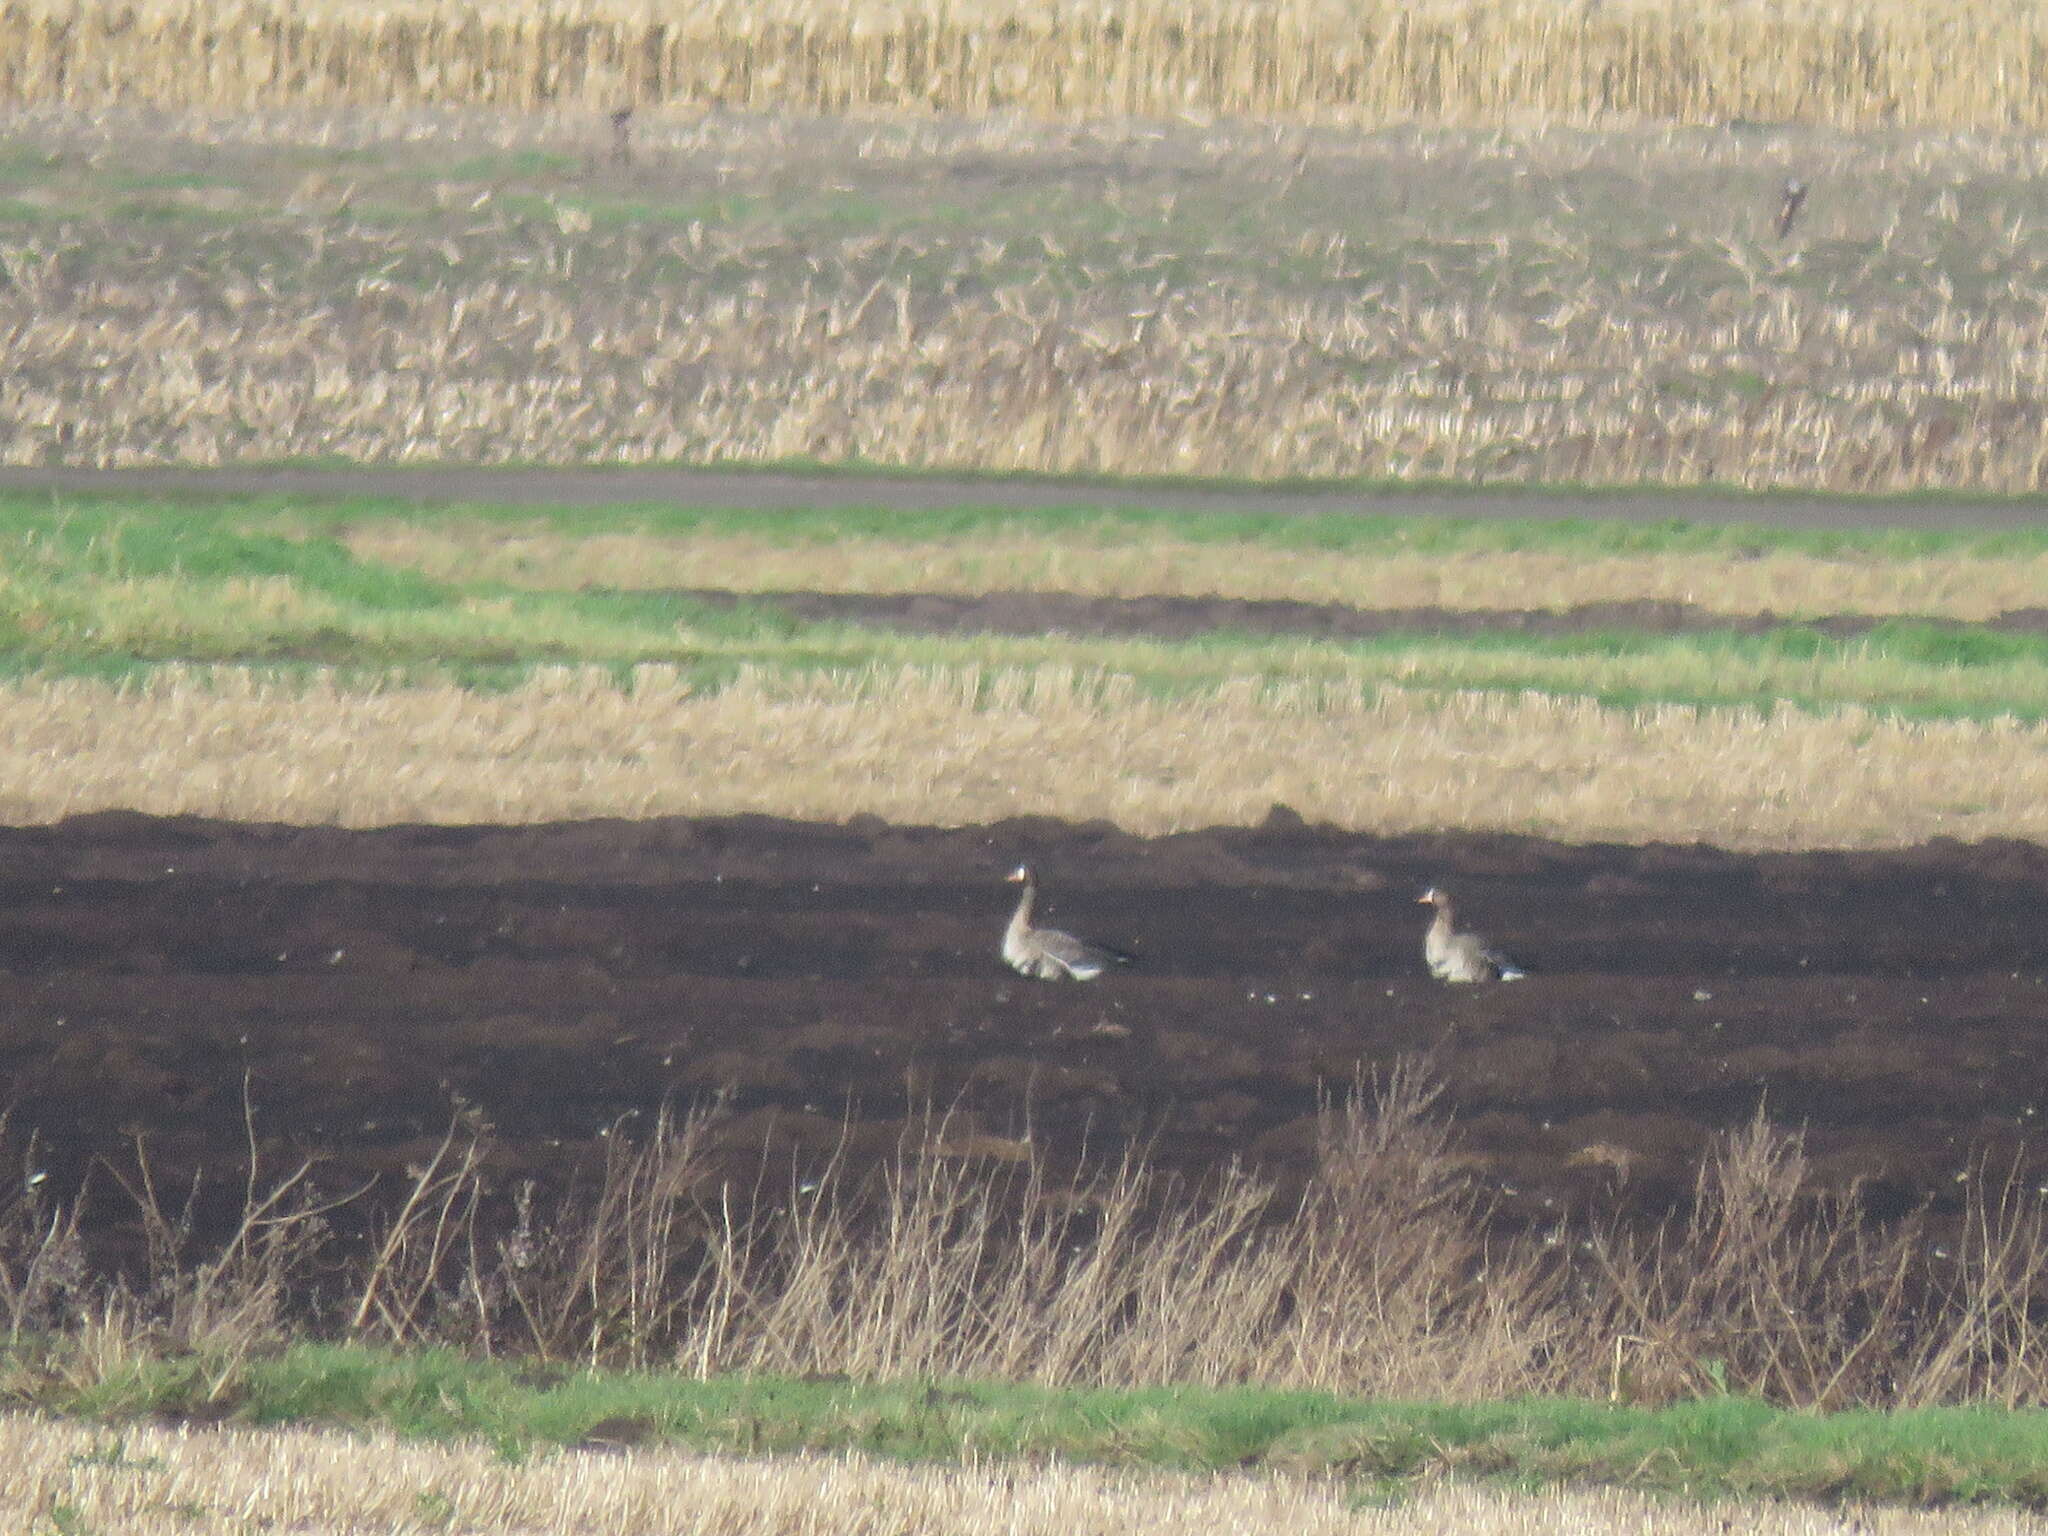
left=330, top=1079, right=1536, bottom=1393
left=0, top=664, right=2042, bottom=849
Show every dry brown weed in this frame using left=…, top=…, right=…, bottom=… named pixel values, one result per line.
left=8, top=1076, right=2048, bottom=1411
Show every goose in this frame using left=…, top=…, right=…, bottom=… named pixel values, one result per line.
left=1417, top=887, right=1526, bottom=983
left=1001, top=865, right=1132, bottom=981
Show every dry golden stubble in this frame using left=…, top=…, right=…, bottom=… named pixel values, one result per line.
left=9, top=236, right=2048, bottom=489
left=3, top=0, right=2048, bottom=132
left=10, top=1413, right=2040, bottom=1536
left=0, top=666, right=2041, bottom=849
left=342, top=526, right=2048, bottom=623
left=10, top=113, right=2048, bottom=489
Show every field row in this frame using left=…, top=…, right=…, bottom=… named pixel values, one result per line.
left=2, top=0, right=2045, bottom=131
left=359, top=517, right=2048, bottom=621
left=7, top=665, right=2044, bottom=847
left=9, top=1404, right=2032, bottom=1533
left=8, top=114, right=2048, bottom=490
left=14, top=493, right=2048, bottom=711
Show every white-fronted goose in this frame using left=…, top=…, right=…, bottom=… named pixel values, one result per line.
left=1002, top=865, right=1132, bottom=981
left=1418, top=887, right=1526, bottom=983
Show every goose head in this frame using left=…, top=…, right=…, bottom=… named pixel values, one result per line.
left=1417, top=886, right=1449, bottom=908
left=1006, top=864, right=1035, bottom=885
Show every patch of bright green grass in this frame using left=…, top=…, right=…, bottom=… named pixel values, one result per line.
left=19, top=1340, right=2048, bottom=1508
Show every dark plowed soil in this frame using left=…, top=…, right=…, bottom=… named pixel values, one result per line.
left=4, top=810, right=2047, bottom=1252
left=678, top=589, right=2048, bottom=643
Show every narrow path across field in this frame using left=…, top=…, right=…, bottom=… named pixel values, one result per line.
left=674, top=589, right=2048, bottom=643
left=5, top=464, right=2047, bottom=531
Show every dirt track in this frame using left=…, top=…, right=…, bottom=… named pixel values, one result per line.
left=678, top=589, right=2048, bottom=643
left=5, top=464, right=2048, bottom=531
left=4, top=811, right=2046, bottom=1249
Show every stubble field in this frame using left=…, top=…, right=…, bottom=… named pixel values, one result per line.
left=9, top=110, right=2048, bottom=488
left=14, top=1410, right=2044, bottom=1536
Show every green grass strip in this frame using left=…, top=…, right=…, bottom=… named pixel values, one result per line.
left=6, top=494, right=2048, bottom=720
left=9, top=486, right=2048, bottom=560
left=19, top=1341, right=2048, bottom=1509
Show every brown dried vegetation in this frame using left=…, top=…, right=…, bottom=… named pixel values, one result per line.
left=1, top=666, right=2043, bottom=847
left=7, top=1077, right=2048, bottom=1411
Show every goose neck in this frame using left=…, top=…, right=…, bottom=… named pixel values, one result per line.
left=1008, top=876, right=1037, bottom=936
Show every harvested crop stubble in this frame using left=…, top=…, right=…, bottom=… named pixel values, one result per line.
left=19, top=246, right=2048, bottom=490
left=10, top=114, right=2048, bottom=489
left=3, top=1416, right=2028, bottom=1536
left=350, top=527, right=2048, bottom=623
left=1, top=665, right=2041, bottom=847
left=3, top=0, right=2048, bottom=132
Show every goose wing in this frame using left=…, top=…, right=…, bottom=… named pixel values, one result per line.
left=1480, top=944, right=1528, bottom=981
left=1434, top=931, right=1526, bottom=983
left=1432, top=933, right=1490, bottom=983
left=1032, top=925, right=1134, bottom=981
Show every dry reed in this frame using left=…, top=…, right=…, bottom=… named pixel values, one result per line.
left=349, top=525, right=2048, bottom=622
left=0, top=664, right=2041, bottom=848
left=10, top=1413, right=2032, bottom=1536
left=1583, top=1119, right=2047, bottom=1410
left=10, top=1077, right=2048, bottom=1411
left=2, top=0, right=2047, bottom=131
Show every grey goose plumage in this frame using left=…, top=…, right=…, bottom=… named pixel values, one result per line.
left=1002, top=865, right=1131, bottom=981
left=1418, top=886, right=1526, bottom=983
